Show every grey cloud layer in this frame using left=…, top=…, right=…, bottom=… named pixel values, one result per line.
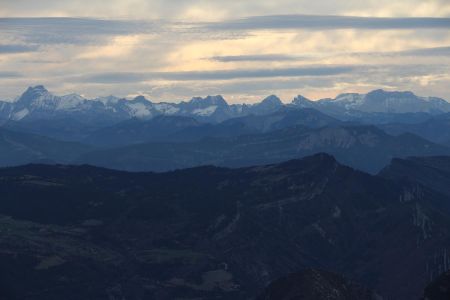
left=78, top=66, right=354, bottom=83
left=0, top=72, right=22, bottom=78
left=0, top=44, right=39, bottom=53
left=3, top=15, right=450, bottom=47
left=209, top=54, right=305, bottom=62
left=0, top=17, right=160, bottom=44
left=2, top=0, right=450, bottom=20
left=208, top=46, right=450, bottom=63
left=204, top=15, right=450, bottom=31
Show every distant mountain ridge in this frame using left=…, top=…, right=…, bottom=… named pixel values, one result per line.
left=293, top=89, right=450, bottom=116
left=77, top=125, right=450, bottom=173
left=1, top=86, right=449, bottom=125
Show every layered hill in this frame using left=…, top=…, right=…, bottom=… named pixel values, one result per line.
left=78, top=125, right=450, bottom=173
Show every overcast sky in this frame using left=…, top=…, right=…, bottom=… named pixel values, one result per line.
left=1, top=0, right=450, bottom=103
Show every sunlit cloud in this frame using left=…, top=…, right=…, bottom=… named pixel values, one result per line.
left=0, top=0, right=449, bottom=101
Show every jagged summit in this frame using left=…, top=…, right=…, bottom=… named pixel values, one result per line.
left=17, top=85, right=51, bottom=102
left=189, top=95, right=228, bottom=107
left=291, top=95, right=313, bottom=107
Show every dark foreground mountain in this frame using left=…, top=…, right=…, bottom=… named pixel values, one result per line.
left=256, top=269, right=381, bottom=300
left=78, top=125, right=450, bottom=173
left=380, top=156, right=450, bottom=197
left=0, top=154, right=450, bottom=299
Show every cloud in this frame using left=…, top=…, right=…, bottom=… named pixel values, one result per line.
left=2, top=0, right=450, bottom=20
left=204, top=15, right=450, bottom=31
left=208, top=54, right=306, bottom=62
left=0, top=6, right=449, bottom=101
left=342, top=46, right=450, bottom=58
left=0, top=17, right=159, bottom=45
left=206, top=46, right=450, bottom=64
left=76, top=66, right=355, bottom=83
left=397, top=46, right=450, bottom=56
left=0, top=72, right=22, bottom=78
left=0, top=44, right=39, bottom=54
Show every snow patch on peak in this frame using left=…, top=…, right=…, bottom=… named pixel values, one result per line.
left=192, top=105, right=218, bottom=116
left=95, top=96, right=120, bottom=105
left=12, top=108, right=29, bottom=120
left=126, top=102, right=152, bottom=118
left=58, top=94, right=86, bottom=110
left=153, top=103, right=180, bottom=115
left=334, top=93, right=365, bottom=109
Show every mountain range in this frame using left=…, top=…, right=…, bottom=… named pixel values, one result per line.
left=1, top=86, right=449, bottom=126
left=0, top=85, right=286, bottom=125
left=1, top=86, right=450, bottom=173
left=77, top=125, right=450, bottom=174
left=1, top=154, right=450, bottom=299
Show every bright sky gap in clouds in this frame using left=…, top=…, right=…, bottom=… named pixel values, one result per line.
left=0, top=0, right=449, bottom=103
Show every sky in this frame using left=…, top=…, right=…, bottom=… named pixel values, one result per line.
left=0, top=0, right=450, bottom=103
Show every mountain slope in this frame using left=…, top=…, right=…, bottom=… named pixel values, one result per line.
left=423, top=271, right=450, bottom=300
left=380, top=156, right=450, bottom=197
left=380, top=114, right=450, bottom=146
left=78, top=125, right=450, bottom=173
left=3, top=117, right=102, bottom=142
left=256, top=269, right=381, bottom=300
left=0, top=128, right=92, bottom=166
left=82, top=108, right=340, bottom=147
left=83, top=115, right=204, bottom=147
left=0, top=154, right=449, bottom=299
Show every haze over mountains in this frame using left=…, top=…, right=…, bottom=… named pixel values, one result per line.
left=1, top=86, right=450, bottom=173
